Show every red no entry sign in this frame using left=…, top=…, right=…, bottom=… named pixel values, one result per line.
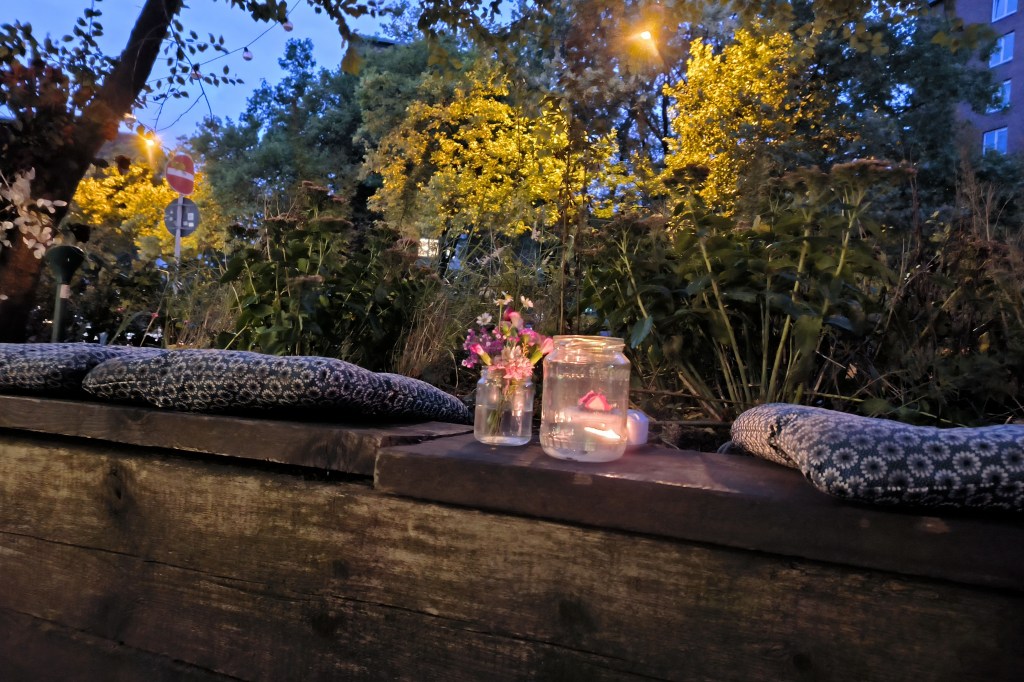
left=166, top=153, right=195, bottom=195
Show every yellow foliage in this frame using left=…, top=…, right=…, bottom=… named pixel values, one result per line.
left=368, top=62, right=626, bottom=239
left=72, top=163, right=226, bottom=260
left=663, top=28, right=818, bottom=212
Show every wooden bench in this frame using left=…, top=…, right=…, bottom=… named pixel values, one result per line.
left=1, top=394, right=1022, bottom=681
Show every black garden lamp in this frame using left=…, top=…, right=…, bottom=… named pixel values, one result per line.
left=45, top=244, right=85, bottom=343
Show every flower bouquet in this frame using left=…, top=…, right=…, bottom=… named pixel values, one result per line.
left=464, top=293, right=553, bottom=445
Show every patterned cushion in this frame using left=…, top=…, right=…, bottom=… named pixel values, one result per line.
left=731, top=403, right=1024, bottom=511
left=0, top=343, right=160, bottom=396
left=82, top=349, right=470, bottom=424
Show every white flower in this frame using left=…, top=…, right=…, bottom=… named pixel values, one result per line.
left=494, top=292, right=513, bottom=306
left=476, top=312, right=493, bottom=326
left=520, top=295, right=534, bottom=309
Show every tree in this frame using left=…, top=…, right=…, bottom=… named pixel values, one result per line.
left=662, top=27, right=824, bottom=214
left=0, top=0, right=383, bottom=341
left=192, top=39, right=364, bottom=226
left=72, top=162, right=226, bottom=260
left=367, top=60, right=622, bottom=242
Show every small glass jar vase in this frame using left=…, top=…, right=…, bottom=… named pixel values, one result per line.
left=474, top=367, right=535, bottom=446
left=540, top=336, right=631, bottom=462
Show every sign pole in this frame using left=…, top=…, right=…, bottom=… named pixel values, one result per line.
left=174, top=195, right=184, bottom=262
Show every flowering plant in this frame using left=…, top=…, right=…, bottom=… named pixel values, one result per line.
left=465, top=293, right=553, bottom=443
left=463, top=293, right=553, bottom=381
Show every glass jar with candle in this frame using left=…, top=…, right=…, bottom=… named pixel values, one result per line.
left=540, top=336, right=631, bottom=462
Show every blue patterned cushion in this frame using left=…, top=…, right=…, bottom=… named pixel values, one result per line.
left=0, top=343, right=160, bottom=396
left=82, top=349, right=470, bottom=424
left=731, top=403, right=1024, bottom=511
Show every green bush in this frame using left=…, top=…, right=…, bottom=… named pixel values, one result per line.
left=217, top=182, right=437, bottom=371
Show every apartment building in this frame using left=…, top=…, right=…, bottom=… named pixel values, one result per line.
left=932, top=0, right=1024, bottom=154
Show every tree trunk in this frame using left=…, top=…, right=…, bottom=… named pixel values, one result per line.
left=0, top=0, right=183, bottom=342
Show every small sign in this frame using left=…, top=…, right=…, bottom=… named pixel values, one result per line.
left=166, top=153, right=196, bottom=195
left=164, top=197, right=201, bottom=238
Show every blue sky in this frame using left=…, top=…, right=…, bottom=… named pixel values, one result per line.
left=9, top=0, right=385, bottom=143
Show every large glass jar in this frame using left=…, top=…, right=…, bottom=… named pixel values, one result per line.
left=540, top=336, right=631, bottom=462
left=474, top=367, right=535, bottom=446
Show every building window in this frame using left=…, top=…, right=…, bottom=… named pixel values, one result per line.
left=983, top=127, right=1009, bottom=154
left=990, top=32, right=1015, bottom=67
left=418, top=238, right=439, bottom=258
left=988, top=80, right=1012, bottom=113
left=993, top=0, right=1018, bottom=21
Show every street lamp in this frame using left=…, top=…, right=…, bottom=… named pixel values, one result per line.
left=45, top=245, right=85, bottom=343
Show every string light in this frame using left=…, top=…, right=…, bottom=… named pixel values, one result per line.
left=139, top=5, right=300, bottom=134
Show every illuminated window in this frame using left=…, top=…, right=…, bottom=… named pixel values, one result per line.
left=983, top=127, right=1009, bottom=155
left=993, top=0, right=1018, bottom=21
left=991, top=32, right=1015, bottom=67
left=418, top=238, right=439, bottom=258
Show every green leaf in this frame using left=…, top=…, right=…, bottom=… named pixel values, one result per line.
left=723, top=289, right=757, bottom=303
left=629, top=316, right=654, bottom=348
left=860, top=398, right=893, bottom=416
left=825, top=315, right=855, bottom=333
left=219, top=257, right=246, bottom=282
left=792, top=315, right=822, bottom=352
left=341, top=44, right=363, bottom=74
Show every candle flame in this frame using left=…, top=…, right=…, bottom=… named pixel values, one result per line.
left=584, top=426, right=622, bottom=441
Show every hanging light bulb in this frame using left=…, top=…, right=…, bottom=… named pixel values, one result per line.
left=243, top=47, right=253, bottom=61
left=190, top=65, right=201, bottom=81
left=282, top=20, right=294, bottom=32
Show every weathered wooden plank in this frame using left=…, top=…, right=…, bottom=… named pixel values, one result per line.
left=0, top=394, right=470, bottom=475
left=0, top=534, right=654, bottom=682
left=375, top=434, right=1024, bottom=591
left=0, top=608, right=229, bottom=682
left=1, top=434, right=1022, bottom=681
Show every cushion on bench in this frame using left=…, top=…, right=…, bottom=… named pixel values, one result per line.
left=82, top=349, right=471, bottom=424
left=0, top=343, right=160, bottom=396
left=731, top=403, right=1024, bottom=511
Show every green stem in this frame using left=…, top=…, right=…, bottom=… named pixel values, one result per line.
left=767, top=223, right=812, bottom=402
left=698, top=236, right=751, bottom=404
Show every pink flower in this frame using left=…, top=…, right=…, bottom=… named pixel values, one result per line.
left=500, top=350, right=534, bottom=382
left=540, top=337, right=554, bottom=355
left=470, top=343, right=492, bottom=365
left=579, top=390, right=613, bottom=411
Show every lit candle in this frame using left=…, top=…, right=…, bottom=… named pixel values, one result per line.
left=566, top=406, right=625, bottom=444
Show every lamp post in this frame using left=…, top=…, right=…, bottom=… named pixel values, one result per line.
left=45, top=245, right=85, bottom=343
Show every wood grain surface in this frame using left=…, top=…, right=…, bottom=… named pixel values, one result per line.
left=2, top=433, right=1022, bottom=681
left=377, top=434, right=1024, bottom=591
left=0, top=394, right=470, bottom=475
